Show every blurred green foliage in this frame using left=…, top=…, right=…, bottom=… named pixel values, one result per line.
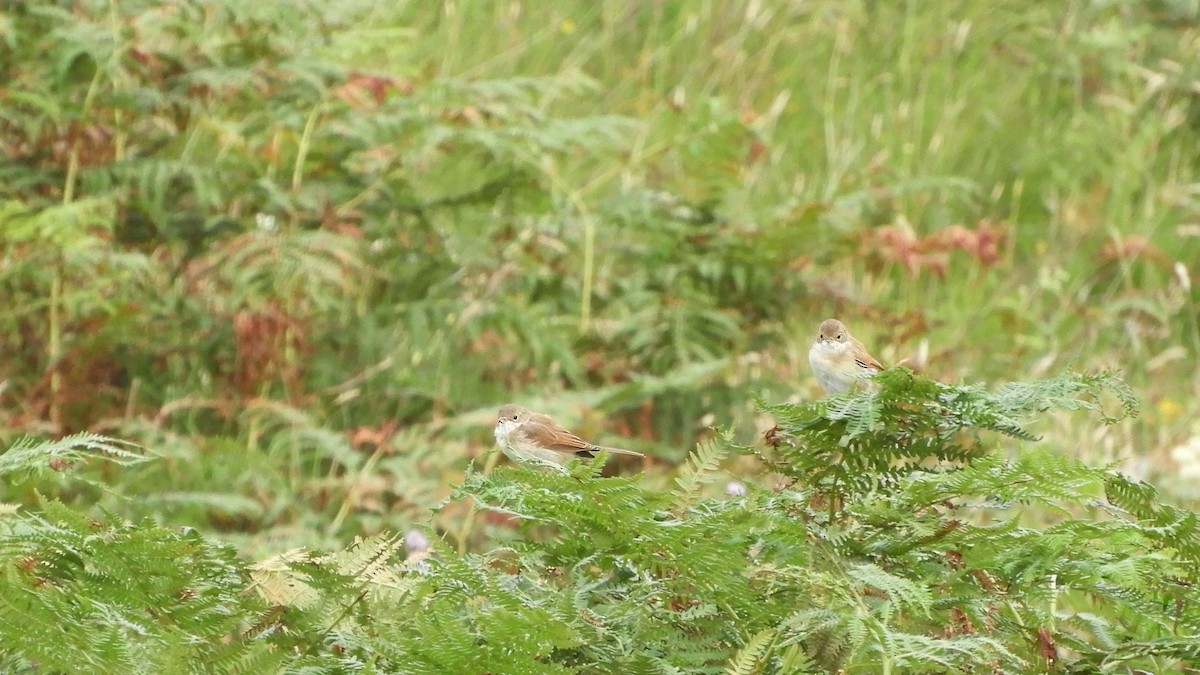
left=1, top=0, right=1200, bottom=655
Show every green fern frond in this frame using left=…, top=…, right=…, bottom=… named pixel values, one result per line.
left=0, top=499, right=255, bottom=671
left=0, top=433, right=146, bottom=480
left=1104, top=473, right=1200, bottom=563
left=2, top=197, right=116, bottom=248
left=1099, top=636, right=1200, bottom=664
left=673, top=433, right=731, bottom=508
left=724, top=628, right=774, bottom=675
left=902, top=447, right=1107, bottom=510
left=885, top=632, right=1025, bottom=671
left=139, top=492, right=266, bottom=519
left=848, top=563, right=932, bottom=617
left=754, top=369, right=1138, bottom=506
left=241, top=400, right=363, bottom=471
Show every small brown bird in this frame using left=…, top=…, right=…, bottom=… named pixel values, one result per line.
left=493, top=404, right=643, bottom=471
left=808, top=318, right=885, bottom=394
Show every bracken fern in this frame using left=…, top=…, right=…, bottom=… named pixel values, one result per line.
left=3, top=371, right=1200, bottom=672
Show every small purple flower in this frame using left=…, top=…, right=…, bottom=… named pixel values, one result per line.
left=404, top=528, right=430, bottom=555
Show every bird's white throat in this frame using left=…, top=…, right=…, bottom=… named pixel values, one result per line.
left=813, top=340, right=845, bottom=354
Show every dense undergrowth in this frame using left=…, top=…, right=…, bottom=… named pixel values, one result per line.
left=7, top=371, right=1198, bottom=673
left=2, top=0, right=1200, bottom=671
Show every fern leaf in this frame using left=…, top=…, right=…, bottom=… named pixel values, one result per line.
left=673, top=432, right=731, bottom=508
left=0, top=433, right=146, bottom=479
left=725, top=628, right=774, bottom=675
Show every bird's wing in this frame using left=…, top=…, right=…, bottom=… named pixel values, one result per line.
left=852, top=340, right=885, bottom=372
left=856, top=356, right=884, bottom=372
left=519, top=420, right=591, bottom=454
left=519, top=420, right=644, bottom=458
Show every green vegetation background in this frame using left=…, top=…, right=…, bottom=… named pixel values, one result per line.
left=2, top=0, right=1200, bottom=672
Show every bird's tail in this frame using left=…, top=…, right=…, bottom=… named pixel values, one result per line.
left=587, top=444, right=644, bottom=458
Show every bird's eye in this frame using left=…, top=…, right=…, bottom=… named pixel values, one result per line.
left=837, top=334, right=845, bottom=341
left=512, top=415, right=519, bottom=420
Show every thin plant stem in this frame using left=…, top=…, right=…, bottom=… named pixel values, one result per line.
left=456, top=450, right=501, bottom=554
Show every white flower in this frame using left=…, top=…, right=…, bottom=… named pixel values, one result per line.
left=1169, top=436, right=1200, bottom=481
